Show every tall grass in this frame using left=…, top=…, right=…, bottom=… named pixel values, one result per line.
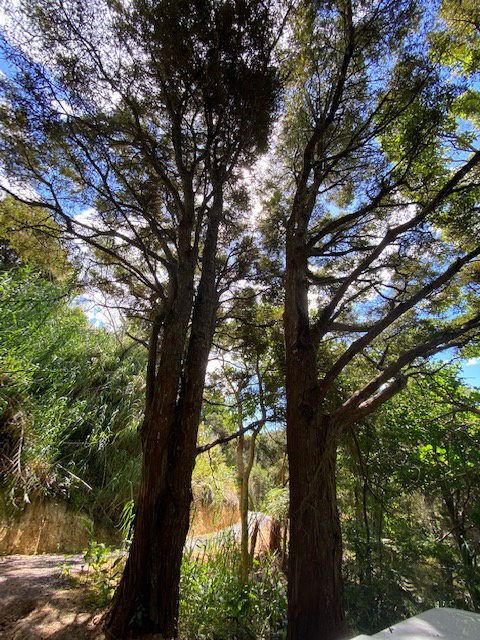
left=0, top=267, right=145, bottom=523
left=179, top=531, right=287, bottom=640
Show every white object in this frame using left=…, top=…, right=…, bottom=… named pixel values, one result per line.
left=350, top=607, right=480, bottom=640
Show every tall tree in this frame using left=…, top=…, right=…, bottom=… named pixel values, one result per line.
left=275, top=1, right=480, bottom=638
left=0, top=1, right=280, bottom=637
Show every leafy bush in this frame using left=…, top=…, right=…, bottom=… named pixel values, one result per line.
left=82, top=540, right=124, bottom=606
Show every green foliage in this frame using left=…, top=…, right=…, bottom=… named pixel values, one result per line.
left=431, top=0, right=480, bottom=76
left=339, top=365, right=480, bottom=634
left=0, top=197, right=69, bottom=278
left=82, top=540, right=124, bottom=606
left=0, top=267, right=146, bottom=524
left=119, top=499, right=135, bottom=546
left=0, top=5, right=479, bottom=634
left=62, top=535, right=126, bottom=608
left=262, top=487, right=289, bottom=521
left=193, top=423, right=238, bottom=509
left=179, top=537, right=287, bottom=640
left=342, top=489, right=459, bottom=634
left=3, top=271, right=480, bottom=636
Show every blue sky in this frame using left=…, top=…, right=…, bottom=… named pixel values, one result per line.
left=0, top=42, right=14, bottom=77
left=459, top=359, right=480, bottom=388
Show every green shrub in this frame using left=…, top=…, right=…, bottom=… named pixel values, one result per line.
left=179, top=534, right=287, bottom=640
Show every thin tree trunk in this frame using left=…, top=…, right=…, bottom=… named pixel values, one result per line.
left=232, top=354, right=265, bottom=582
left=269, top=517, right=282, bottom=555
left=237, top=433, right=249, bottom=579
left=282, top=516, right=289, bottom=574
left=236, top=421, right=259, bottom=579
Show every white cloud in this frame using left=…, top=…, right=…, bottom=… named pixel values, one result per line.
left=464, top=357, right=480, bottom=367
left=73, top=207, right=97, bottom=226
left=0, top=1, right=15, bottom=29
left=207, top=357, right=222, bottom=374
left=0, top=173, right=39, bottom=201
left=51, top=98, right=75, bottom=119
left=75, top=289, right=123, bottom=330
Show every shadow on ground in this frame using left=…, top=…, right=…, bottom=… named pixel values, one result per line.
left=0, top=555, right=105, bottom=639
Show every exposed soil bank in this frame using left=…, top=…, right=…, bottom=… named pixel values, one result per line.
left=0, top=502, right=94, bottom=555
left=0, top=500, right=239, bottom=555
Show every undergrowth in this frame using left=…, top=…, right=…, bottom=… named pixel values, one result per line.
left=68, top=528, right=288, bottom=638
left=179, top=532, right=287, bottom=640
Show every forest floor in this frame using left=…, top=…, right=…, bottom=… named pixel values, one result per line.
left=0, top=554, right=105, bottom=639
left=0, top=512, right=273, bottom=639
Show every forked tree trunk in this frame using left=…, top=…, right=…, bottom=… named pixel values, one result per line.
left=105, top=349, right=215, bottom=638
left=105, top=201, right=221, bottom=639
left=105, top=405, right=197, bottom=638
left=105, top=294, right=197, bottom=638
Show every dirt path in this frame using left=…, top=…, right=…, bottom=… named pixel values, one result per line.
left=0, top=555, right=105, bottom=639
left=0, top=513, right=273, bottom=639
left=187, top=511, right=272, bottom=551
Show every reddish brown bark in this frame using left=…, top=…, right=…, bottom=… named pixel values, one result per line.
left=105, top=409, right=197, bottom=638
left=284, top=219, right=346, bottom=640
left=287, top=414, right=345, bottom=640
left=284, top=350, right=346, bottom=639
left=105, top=203, right=221, bottom=639
left=105, top=296, right=196, bottom=638
left=105, top=338, right=216, bottom=638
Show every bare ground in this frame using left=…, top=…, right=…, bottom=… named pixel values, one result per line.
left=0, top=513, right=273, bottom=639
left=0, top=554, right=105, bottom=639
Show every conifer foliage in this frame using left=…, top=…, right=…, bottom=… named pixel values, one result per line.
left=1, top=1, right=480, bottom=640
left=0, top=0, right=281, bottom=636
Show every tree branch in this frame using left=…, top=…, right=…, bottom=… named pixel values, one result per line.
left=332, top=314, right=480, bottom=424
left=313, top=150, right=480, bottom=337
left=196, top=418, right=267, bottom=455
left=318, top=245, right=480, bottom=394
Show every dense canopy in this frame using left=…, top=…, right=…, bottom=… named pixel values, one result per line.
left=0, top=1, right=479, bottom=639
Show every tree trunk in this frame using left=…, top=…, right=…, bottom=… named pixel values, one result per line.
left=105, top=406, right=197, bottom=638
left=105, top=338, right=216, bottom=639
left=284, top=225, right=345, bottom=640
left=105, top=293, right=197, bottom=638
left=237, top=428, right=258, bottom=580
left=287, top=412, right=345, bottom=640
left=105, top=197, right=222, bottom=638
left=269, top=517, right=282, bottom=556
left=237, top=433, right=249, bottom=580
